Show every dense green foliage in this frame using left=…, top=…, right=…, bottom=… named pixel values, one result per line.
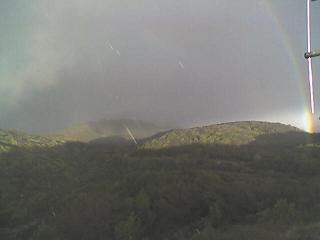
left=0, top=129, right=64, bottom=153
left=48, top=119, right=165, bottom=142
left=1, top=121, right=320, bottom=239
left=142, top=121, right=300, bottom=149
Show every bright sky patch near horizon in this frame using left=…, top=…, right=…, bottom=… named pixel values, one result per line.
left=1, top=0, right=320, bottom=133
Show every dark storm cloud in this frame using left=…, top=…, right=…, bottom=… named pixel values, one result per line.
left=1, top=0, right=317, bottom=132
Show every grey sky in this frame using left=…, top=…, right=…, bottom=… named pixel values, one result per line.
left=1, top=0, right=319, bottom=133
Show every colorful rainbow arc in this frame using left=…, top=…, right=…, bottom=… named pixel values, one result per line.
left=263, top=1, right=316, bottom=132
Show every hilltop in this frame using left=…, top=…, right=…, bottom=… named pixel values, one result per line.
left=142, top=121, right=301, bottom=149
left=0, top=129, right=64, bottom=153
left=47, top=119, right=166, bottom=142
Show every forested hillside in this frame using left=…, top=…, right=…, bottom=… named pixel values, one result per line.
left=0, top=129, right=64, bottom=153
left=1, top=122, right=320, bottom=239
left=142, top=121, right=301, bottom=149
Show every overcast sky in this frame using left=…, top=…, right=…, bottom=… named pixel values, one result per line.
left=1, top=0, right=320, bottom=133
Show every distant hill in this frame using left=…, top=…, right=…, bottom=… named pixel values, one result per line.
left=48, top=119, right=166, bottom=142
left=142, top=121, right=301, bottom=149
left=0, top=129, right=64, bottom=152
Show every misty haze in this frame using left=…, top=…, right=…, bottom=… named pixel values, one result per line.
left=2, top=0, right=319, bottom=132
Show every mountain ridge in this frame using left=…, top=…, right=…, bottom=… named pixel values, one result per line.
left=0, top=129, right=64, bottom=152
left=0, top=120, right=304, bottom=152
left=142, top=121, right=301, bottom=149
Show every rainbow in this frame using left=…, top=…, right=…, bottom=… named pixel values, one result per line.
left=263, top=1, right=315, bottom=133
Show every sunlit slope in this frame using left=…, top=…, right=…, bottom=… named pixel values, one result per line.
left=142, top=121, right=301, bottom=149
left=0, top=129, right=64, bottom=152
left=48, top=119, right=165, bottom=142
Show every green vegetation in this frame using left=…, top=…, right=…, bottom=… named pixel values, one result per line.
left=48, top=119, right=166, bottom=142
left=0, top=129, right=64, bottom=153
left=142, top=121, right=301, bottom=149
left=1, top=121, right=320, bottom=239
